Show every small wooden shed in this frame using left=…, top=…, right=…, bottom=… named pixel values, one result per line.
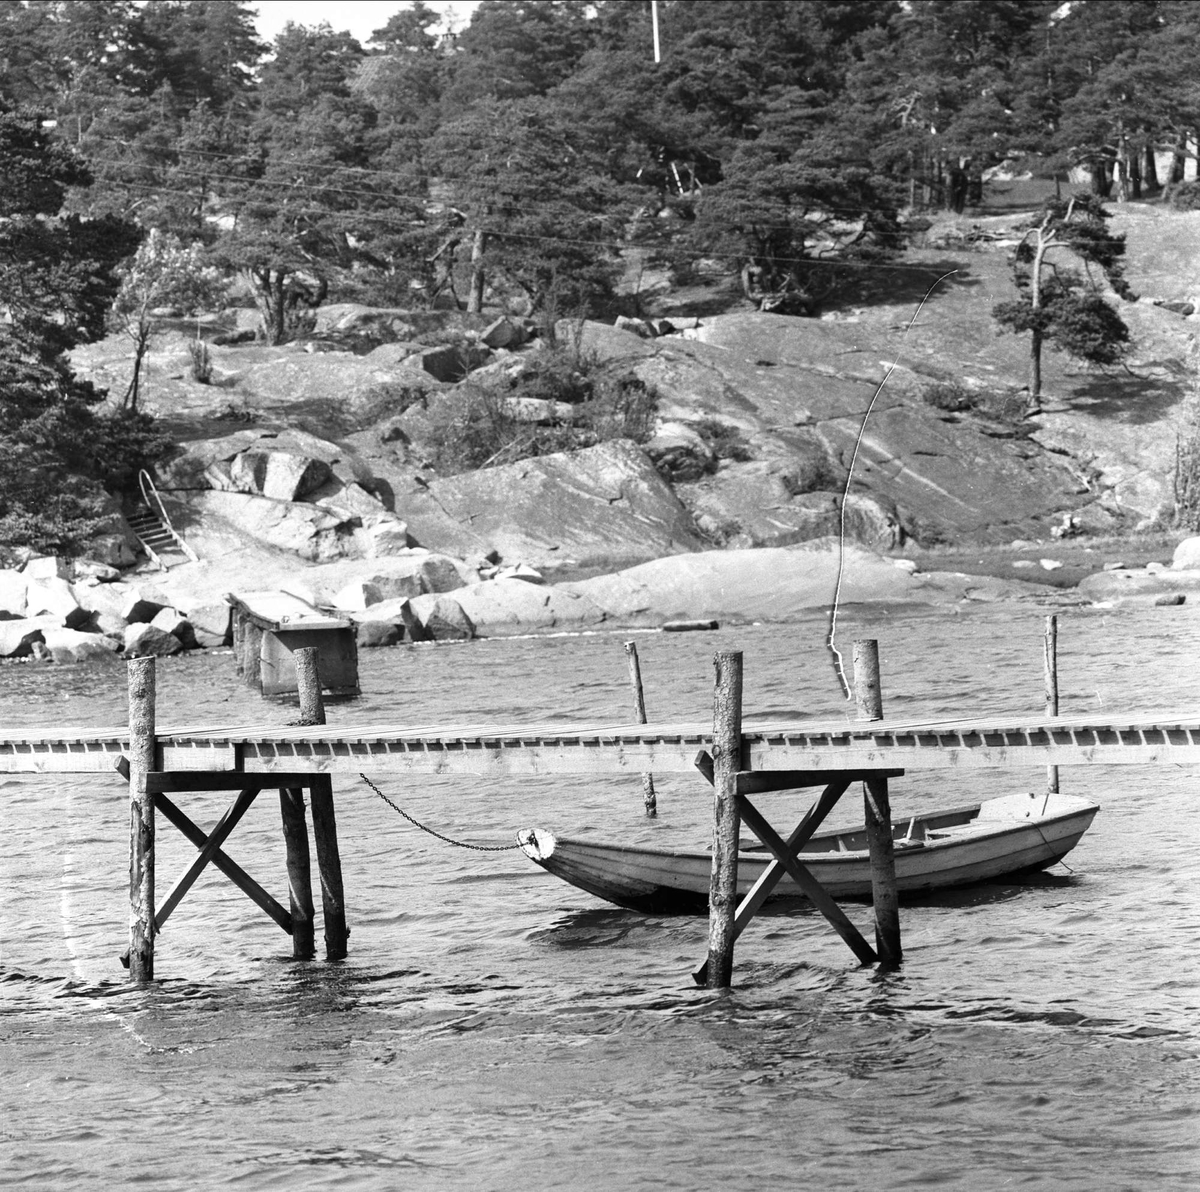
left=226, top=590, right=359, bottom=699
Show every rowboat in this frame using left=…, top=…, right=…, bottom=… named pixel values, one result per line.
left=517, top=792, right=1099, bottom=913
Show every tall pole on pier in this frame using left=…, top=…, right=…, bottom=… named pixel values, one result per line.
left=624, top=641, right=657, bottom=816
left=854, top=640, right=902, bottom=967
left=127, top=657, right=157, bottom=981
left=706, top=650, right=743, bottom=988
left=1044, top=615, right=1060, bottom=795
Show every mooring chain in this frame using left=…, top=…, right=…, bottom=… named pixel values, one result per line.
left=358, top=774, right=523, bottom=852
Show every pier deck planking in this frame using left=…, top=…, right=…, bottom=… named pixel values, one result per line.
left=3, top=710, right=1200, bottom=777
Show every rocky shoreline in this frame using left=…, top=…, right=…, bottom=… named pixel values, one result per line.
left=5, top=535, right=1199, bottom=666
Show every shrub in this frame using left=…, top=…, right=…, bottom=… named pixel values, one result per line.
left=188, top=339, right=213, bottom=383
left=425, top=348, right=660, bottom=475
left=693, top=417, right=754, bottom=463
left=922, top=380, right=981, bottom=412
left=1168, top=180, right=1200, bottom=211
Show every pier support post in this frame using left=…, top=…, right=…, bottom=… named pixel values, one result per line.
left=624, top=641, right=657, bottom=817
left=279, top=787, right=316, bottom=959
left=127, top=657, right=157, bottom=981
left=1044, top=615, right=1059, bottom=795
left=854, top=640, right=902, bottom=967
left=295, top=647, right=348, bottom=961
left=706, top=650, right=743, bottom=988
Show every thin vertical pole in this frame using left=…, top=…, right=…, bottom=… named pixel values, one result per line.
left=1044, top=614, right=1060, bottom=795
left=295, top=647, right=348, bottom=960
left=624, top=641, right=657, bottom=817
left=854, top=640, right=902, bottom=967
left=706, top=650, right=743, bottom=989
left=127, top=657, right=156, bottom=981
left=651, top=0, right=661, bottom=62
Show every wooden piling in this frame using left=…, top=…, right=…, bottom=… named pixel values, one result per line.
left=706, top=650, right=743, bottom=989
left=1044, top=614, right=1060, bottom=795
left=127, top=657, right=157, bottom=980
left=295, top=647, right=348, bottom=961
left=854, top=640, right=902, bottom=967
left=279, top=787, right=316, bottom=959
left=624, top=640, right=657, bottom=817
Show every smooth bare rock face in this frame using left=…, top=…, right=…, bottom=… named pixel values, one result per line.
left=123, top=622, right=184, bottom=657
left=42, top=627, right=121, bottom=663
left=568, top=311, right=1089, bottom=546
left=419, top=440, right=704, bottom=576
left=681, top=455, right=901, bottom=550
left=186, top=490, right=360, bottom=562
left=409, top=593, right=475, bottom=640
left=24, top=579, right=91, bottom=629
left=559, top=541, right=1055, bottom=625
left=0, top=618, right=54, bottom=657
left=446, top=578, right=606, bottom=636
left=1078, top=567, right=1200, bottom=602
left=1171, top=536, right=1200, bottom=569
left=0, top=569, right=27, bottom=618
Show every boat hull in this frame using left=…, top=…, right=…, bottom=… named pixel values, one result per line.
left=518, top=792, right=1099, bottom=914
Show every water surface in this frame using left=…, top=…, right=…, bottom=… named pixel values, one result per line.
left=2, top=604, right=1198, bottom=1189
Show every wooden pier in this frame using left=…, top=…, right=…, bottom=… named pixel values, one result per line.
left=4, top=645, right=1200, bottom=987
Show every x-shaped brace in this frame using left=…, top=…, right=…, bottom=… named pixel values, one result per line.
left=693, top=752, right=902, bottom=982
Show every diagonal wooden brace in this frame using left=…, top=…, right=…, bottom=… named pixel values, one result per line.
left=735, top=795, right=879, bottom=966
left=692, top=759, right=853, bottom=983
left=154, top=792, right=293, bottom=935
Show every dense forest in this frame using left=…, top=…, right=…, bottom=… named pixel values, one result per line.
left=2, top=0, right=1200, bottom=554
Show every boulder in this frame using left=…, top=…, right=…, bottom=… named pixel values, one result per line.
left=123, top=622, right=184, bottom=657
left=307, top=478, right=387, bottom=517
left=355, top=596, right=426, bottom=641
left=150, top=607, right=195, bottom=647
left=615, top=315, right=656, bottom=338
left=0, top=568, right=27, bottom=618
left=1078, top=568, right=1200, bottom=602
left=644, top=422, right=715, bottom=482
left=172, top=598, right=231, bottom=647
left=360, top=513, right=413, bottom=557
left=409, top=594, right=475, bottom=641
left=448, top=578, right=606, bottom=636
left=332, top=579, right=385, bottom=612
left=184, top=491, right=361, bottom=562
left=480, top=317, right=528, bottom=350
left=42, top=627, right=122, bottom=664
left=22, top=556, right=71, bottom=581
left=1171, top=536, right=1200, bottom=570
left=74, top=559, right=122, bottom=583
left=355, top=620, right=405, bottom=648
left=398, top=343, right=493, bottom=383
left=230, top=450, right=333, bottom=502
left=24, top=578, right=91, bottom=629
left=0, top=617, right=54, bottom=658
left=494, top=563, right=544, bottom=584
left=418, top=439, right=704, bottom=576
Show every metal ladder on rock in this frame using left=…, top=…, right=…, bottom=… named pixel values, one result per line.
left=128, top=470, right=200, bottom=569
